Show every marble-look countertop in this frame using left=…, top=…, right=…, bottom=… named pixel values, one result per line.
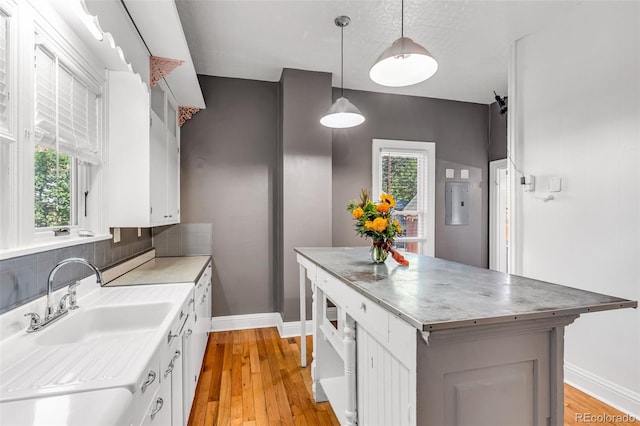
left=295, top=247, right=637, bottom=331
left=105, top=255, right=211, bottom=286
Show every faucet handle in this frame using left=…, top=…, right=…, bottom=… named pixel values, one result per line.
left=58, top=294, right=70, bottom=312
left=24, top=312, right=41, bottom=331
left=68, top=281, right=80, bottom=310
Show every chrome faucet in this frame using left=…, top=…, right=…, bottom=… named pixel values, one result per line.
left=24, top=257, right=102, bottom=332
left=46, top=258, right=102, bottom=318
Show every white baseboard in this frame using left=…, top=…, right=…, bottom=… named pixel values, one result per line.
left=277, top=315, right=313, bottom=338
left=209, top=313, right=313, bottom=338
left=565, top=362, right=640, bottom=418
left=210, top=313, right=280, bottom=332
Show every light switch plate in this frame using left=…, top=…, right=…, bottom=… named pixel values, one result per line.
left=461, top=169, right=469, bottom=179
left=446, top=169, right=455, bottom=179
left=549, top=177, right=562, bottom=192
left=113, top=227, right=121, bottom=243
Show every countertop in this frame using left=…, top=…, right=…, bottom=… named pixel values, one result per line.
left=106, top=255, right=211, bottom=286
left=295, top=247, right=637, bottom=331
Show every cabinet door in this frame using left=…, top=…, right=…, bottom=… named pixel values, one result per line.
left=170, top=341, right=184, bottom=426
left=141, top=377, right=171, bottom=426
left=166, top=132, right=180, bottom=221
left=107, top=71, right=151, bottom=227
left=150, top=110, right=168, bottom=224
left=182, top=317, right=197, bottom=423
left=357, top=326, right=414, bottom=426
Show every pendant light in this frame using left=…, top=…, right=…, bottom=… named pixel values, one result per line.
left=369, top=0, right=438, bottom=87
left=320, top=16, right=365, bottom=129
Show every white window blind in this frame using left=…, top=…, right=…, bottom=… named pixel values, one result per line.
left=0, top=12, right=11, bottom=137
left=34, top=44, right=100, bottom=164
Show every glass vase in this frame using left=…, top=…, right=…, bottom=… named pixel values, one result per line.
left=370, top=242, right=388, bottom=264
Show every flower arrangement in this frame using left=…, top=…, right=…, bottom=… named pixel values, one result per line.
left=346, top=189, right=409, bottom=266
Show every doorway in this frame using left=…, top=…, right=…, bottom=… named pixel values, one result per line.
left=489, top=159, right=509, bottom=272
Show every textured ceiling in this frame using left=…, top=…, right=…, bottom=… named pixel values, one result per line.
left=176, top=1, right=580, bottom=104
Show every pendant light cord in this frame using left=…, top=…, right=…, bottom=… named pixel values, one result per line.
left=341, top=24, right=344, bottom=97
left=401, top=0, right=404, bottom=38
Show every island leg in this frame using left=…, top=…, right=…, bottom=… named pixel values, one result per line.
left=299, top=264, right=307, bottom=367
left=344, top=316, right=357, bottom=426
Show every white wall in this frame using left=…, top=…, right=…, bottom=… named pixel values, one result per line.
left=512, top=1, right=640, bottom=417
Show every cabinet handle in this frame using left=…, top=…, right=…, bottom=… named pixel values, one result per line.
left=141, top=370, right=156, bottom=392
left=360, top=302, right=367, bottom=312
left=167, top=330, right=178, bottom=344
left=180, top=310, right=186, bottom=319
left=185, top=329, right=192, bottom=338
left=164, top=350, right=182, bottom=377
left=150, top=397, right=164, bottom=419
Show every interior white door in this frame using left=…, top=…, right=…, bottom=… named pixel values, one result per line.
left=489, top=159, right=509, bottom=273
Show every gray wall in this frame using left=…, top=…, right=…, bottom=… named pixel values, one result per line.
left=278, top=69, right=332, bottom=321
left=331, top=88, right=490, bottom=268
left=0, top=228, right=152, bottom=314
left=489, top=101, right=508, bottom=162
left=180, top=76, right=278, bottom=316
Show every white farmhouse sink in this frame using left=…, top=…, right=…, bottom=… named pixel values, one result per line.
left=35, top=303, right=173, bottom=346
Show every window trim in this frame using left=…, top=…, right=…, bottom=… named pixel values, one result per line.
left=372, top=139, right=436, bottom=257
left=0, top=0, right=107, bottom=255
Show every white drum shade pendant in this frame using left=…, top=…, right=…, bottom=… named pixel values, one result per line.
left=320, top=16, right=365, bottom=129
left=369, top=0, right=438, bottom=87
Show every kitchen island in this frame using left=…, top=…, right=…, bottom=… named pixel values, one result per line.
left=295, top=247, right=637, bottom=426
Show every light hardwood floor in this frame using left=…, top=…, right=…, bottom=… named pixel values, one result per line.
left=188, top=328, right=637, bottom=426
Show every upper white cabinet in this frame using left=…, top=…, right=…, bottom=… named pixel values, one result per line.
left=107, top=70, right=180, bottom=228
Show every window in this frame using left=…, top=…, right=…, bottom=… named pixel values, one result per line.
left=32, top=43, right=99, bottom=232
left=0, top=2, right=107, bottom=255
left=0, top=8, right=12, bottom=141
left=372, top=139, right=436, bottom=256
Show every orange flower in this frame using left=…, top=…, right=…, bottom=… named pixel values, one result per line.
left=380, top=193, right=395, bottom=208
left=352, top=207, right=364, bottom=219
left=364, top=220, right=375, bottom=230
left=376, top=203, right=390, bottom=213
left=371, top=217, right=388, bottom=232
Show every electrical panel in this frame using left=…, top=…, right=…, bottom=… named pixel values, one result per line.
left=445, top=182, right=469, bottom=226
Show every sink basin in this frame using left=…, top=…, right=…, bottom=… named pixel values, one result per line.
left=35, top=303, right=173, bottom=346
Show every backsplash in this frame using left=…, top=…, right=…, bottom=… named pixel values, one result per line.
left=152, top=223, right=213, bottom=257
left=0, top=228, right=152, bottom=314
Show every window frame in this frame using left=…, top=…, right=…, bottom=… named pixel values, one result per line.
left=0, top=0, right=109, bottom=258
left=372, top=139, right=436, bottom=257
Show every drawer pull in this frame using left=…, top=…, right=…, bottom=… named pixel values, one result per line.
left=188, top=297, right=195, bottom=307
left=140, top=370, right=156, bottom=392
left=167, top=330, right=178, bottom=344
left=360, top=302, right=367, bottom=312
left=150, top=397, right=164, bottom=419
left=164, top=350, right=182, bottom=378
left=185, top=329, right=193, bottom=338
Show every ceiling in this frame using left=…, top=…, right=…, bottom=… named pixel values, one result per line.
left=175, top=1, right=580, bottom=105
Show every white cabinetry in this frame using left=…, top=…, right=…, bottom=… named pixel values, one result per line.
left=107, top=71, right=180, bottom=228
left=182, top=305, right=197, bottom=422
left=183, top=260, right=212, bottom=424
left=310, top=266, right=416, bottom=426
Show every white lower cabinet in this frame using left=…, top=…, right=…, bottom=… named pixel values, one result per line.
left=141, top=375, right=171, bottom=426
left=130, top=263, right=212, bottom=426
left=182, top=312, right=197, bottom=422
left=130, top=354, right=162, bottom=426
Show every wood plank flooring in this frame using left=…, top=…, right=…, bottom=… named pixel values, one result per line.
left=188, top=327, right=338, bottom=426
left=564, top=384, right=638, bottom=425
left=188, top=328, right=638, bottom=426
